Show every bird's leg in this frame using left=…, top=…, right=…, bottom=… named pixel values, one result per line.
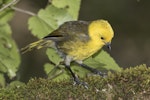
left=75, top=61, right=105, bottom=77
left=65, top=56, right=88, bottom=88
left=65, top=65, right=88, bottom=88
left=65, top=65, right=79, bottom=84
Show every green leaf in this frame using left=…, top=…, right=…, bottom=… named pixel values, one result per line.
left=45, top=48, right=70, bottom=82
left=28, top=5, right=74, bottom=39
left=71, top=64, right=90, bottom=78
left=0, top=0, right=14, bottom=8
left=44, top=63, right=55, bottom=75
left=2, top=0, right=13, bottom=4
left=0, top=24, right=20, bottom=79
left=28, top=16, right=53, bottom=38
left=0, top=0, right=2, bottom=6
left=84, top=50, right=121, bottom=71
left=45, top=50, right=120, bottom=81
left=0, top=8, right=14, bottom=24
left=94, top=50, right=121, bottom=71
left=71, top=50, right=121, bottom=78
left=0, top=9, right=20, bottom=80
left=44, top=63, right=69, bottom=82
left=46, top=48, right=63, bottom=65
left=0, top=73, right=5, bottom=87
left=52, top=0, right=81, bottom=19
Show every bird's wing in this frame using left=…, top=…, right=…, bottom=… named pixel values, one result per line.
left=43, top=21, right=90, bottom=42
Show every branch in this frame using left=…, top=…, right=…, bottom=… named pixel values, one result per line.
left=11, top=6, right=36, bottom=16
left=0, top=0, right=19, bottom=12
left=0, top=0, right=36, bottom=16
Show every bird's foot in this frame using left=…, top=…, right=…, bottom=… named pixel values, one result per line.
left=93, top=70, right=107, bottom=77
left=73, top=77, right=88, bottom=89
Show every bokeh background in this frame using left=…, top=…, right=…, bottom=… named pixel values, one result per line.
left=10, top=0, right=150, bottom=82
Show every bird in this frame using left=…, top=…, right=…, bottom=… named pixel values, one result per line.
left=21, top=19, right=114, bottom=87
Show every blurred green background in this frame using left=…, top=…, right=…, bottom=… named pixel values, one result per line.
left=10, top=0, right=150, bottom=82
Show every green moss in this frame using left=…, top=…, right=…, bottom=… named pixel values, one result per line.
left=0, top=64, right=150, bottom=99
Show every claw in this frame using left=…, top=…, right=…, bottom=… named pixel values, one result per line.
left=73, top=77, right=88, bottom=89
left=94, top=70, right=107, bottom=77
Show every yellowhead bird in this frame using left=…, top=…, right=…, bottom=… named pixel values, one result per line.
left=21, top=19, right=114, bottom=87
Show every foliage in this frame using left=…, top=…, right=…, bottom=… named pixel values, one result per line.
left=0, top=65, right=150, bottom=99
left=28, top=5, right=74, bottom=38
left=0, top=2, right=20, bottom=87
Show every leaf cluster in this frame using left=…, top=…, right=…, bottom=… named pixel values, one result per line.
left=0, top=1, right=20, bottom=87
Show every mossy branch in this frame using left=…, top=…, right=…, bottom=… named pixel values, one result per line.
left=0, top=64, right=150, bottom=99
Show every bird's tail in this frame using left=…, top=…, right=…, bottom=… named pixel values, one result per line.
left=21, top=39, right=52, bottom=54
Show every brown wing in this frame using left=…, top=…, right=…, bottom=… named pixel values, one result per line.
left=43, top=21, right=91, bottom=42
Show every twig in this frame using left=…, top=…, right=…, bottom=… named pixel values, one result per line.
left=0, top=0, right=18, bottom=12
left=11, top=6, right=36, bottom=16
left=0, top=0, right=36, bottom=16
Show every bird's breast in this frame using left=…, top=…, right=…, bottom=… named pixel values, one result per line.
left=59, top=39, right=104, bottom=61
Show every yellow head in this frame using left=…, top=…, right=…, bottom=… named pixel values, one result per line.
left=88, top=19, right=114, bottom=49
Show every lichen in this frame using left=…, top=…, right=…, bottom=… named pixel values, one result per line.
left=0, top=64, right=150, bottom=99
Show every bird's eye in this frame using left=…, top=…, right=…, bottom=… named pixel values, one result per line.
left=101, top=37, right=104, bottom=40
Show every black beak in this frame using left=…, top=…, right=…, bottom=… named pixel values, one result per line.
left=106, top=42, right=111, bottom=50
